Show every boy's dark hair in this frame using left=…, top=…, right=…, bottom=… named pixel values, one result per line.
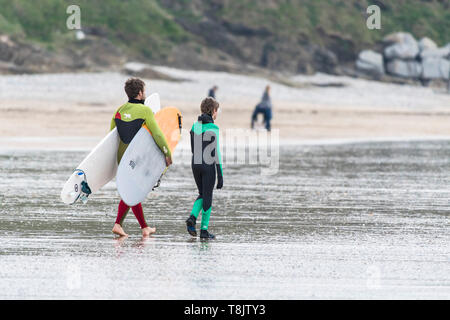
left=124, top=78, right=145, bottom=99
left=201, top=97, right=219, bottom=115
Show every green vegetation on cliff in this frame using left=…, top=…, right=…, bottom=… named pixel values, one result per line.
left=0, top=0, right=448, bottom=71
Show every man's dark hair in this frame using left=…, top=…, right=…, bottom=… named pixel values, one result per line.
left=201, top=97, right=219, bottom=115
left=124, top=78, right=145, bottom=99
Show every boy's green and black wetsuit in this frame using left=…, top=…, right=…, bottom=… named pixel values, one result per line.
left=110, top=98, right=171, bottom=228
left=187, top=113, right=223, bottom=238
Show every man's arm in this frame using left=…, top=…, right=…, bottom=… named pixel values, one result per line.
left=110, top=117, right=116, bottom=131
left=144, top=108, right=172, bottom=158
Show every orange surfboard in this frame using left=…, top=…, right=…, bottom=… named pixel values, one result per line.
left=143, top=106, right=182, bottom=154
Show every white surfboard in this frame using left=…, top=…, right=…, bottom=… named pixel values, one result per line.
left=60, top=128, right=119, bottom=204
left=116, top=127, right=166, bottom=206
left=145, top=93, right=160, bottom=114
left=116, top=107, right=182, bottom=206
left=61, top=93, right=161, bottom=205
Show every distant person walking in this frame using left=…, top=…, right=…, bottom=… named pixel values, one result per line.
left=208, top=85, right=218, bottom=99
left=251, top=85, right=272, bottom=131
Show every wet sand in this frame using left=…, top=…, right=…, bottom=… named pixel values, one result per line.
left=0, top=141, right=449, bottom=299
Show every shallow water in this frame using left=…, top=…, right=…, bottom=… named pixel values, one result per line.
left=0, top=141, right=449, bottom=299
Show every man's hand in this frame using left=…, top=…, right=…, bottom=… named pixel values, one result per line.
left=165, top=156, right=172, bottom=167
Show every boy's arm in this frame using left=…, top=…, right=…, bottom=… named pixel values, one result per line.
left=144, top=108, right=172, bottom=158
left=213, top=126, right=223, bottom=189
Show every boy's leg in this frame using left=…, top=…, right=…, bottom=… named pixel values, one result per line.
left=186, top=166, right=203, bottom=236
left=200, top=166, right=216, bottom=231
left=190, top=196, right=203, bottom=219
left=190, top=164, right=203, bottom=219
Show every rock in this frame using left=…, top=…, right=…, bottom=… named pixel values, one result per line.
left=418, top=37, right=438, bottom=52
left=386, top=59, right=422, bottom=78
left=384, top=42, right=419, bottom=60
left=420, top=44, right=450, bottom=59
left=383, top=32, right=416, bottom=45
left=383, top=32, right=419, bottom=60
left=312, top=46, right=340, bottom=74
left=356, top=50, right=384, bottom=75
left=75, top=30, right=86, bottom=41
left=421, top=58, right=450, bottom=80
left=383, top=33, right=419, bottom=60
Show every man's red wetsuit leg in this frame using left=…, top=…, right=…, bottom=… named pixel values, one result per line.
left=131, top=203, right=148, bottom=229
left=115, top=200, right=130, bottom=225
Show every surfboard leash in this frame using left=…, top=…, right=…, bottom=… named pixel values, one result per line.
left=152, top=166, right=169, bottom=191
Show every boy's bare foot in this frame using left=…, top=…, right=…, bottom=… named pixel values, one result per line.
left=142, top=226, right=156, bottom=237
left=112, top=223, right=128, bottom=237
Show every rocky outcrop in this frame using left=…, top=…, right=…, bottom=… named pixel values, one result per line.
left=356, top=32, right=449, bottom=84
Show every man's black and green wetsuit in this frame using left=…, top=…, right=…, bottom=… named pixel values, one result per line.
left=189, top=113, right=223, bottom=231
left=110, top=98, right=171, bottom=163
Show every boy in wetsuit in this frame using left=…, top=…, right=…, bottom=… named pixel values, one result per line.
left=110, top=78, right=172, bottom=238
left=186, top=97, right=223, bottom=239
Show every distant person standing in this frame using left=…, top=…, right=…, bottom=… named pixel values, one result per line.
left=251, top=85, right=272, bottom=131
left=208, top=85, right=218, bottom=99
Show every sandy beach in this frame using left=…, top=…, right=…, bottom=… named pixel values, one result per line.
left=0, top=67, right=449, bottom=150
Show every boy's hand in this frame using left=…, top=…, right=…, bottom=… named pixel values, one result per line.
left=165, top=156, right=172, bottom=167
left=216, top=175, right=223, bottom=189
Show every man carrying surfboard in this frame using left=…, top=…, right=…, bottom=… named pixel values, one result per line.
left=110, top=78, right=172, bottom=237
left=186, top=97, right=223, bottom=240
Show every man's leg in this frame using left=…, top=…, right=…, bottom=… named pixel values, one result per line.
left=251, top=107, right=259, bottom=129
left=131, top=203, right=148, bottom=229
left=264, top=109, right=271, bottom=131
left=113, top=200, right=129, bottom=236
left=132, top=203, right=155, bottom=237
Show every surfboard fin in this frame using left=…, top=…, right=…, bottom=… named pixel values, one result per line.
left=79, top=181, right=92, bottom=204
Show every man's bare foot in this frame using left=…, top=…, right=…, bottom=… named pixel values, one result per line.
left=112, top=223, right=128, bottom=237
left=142, top=226, right=156, bottom=237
